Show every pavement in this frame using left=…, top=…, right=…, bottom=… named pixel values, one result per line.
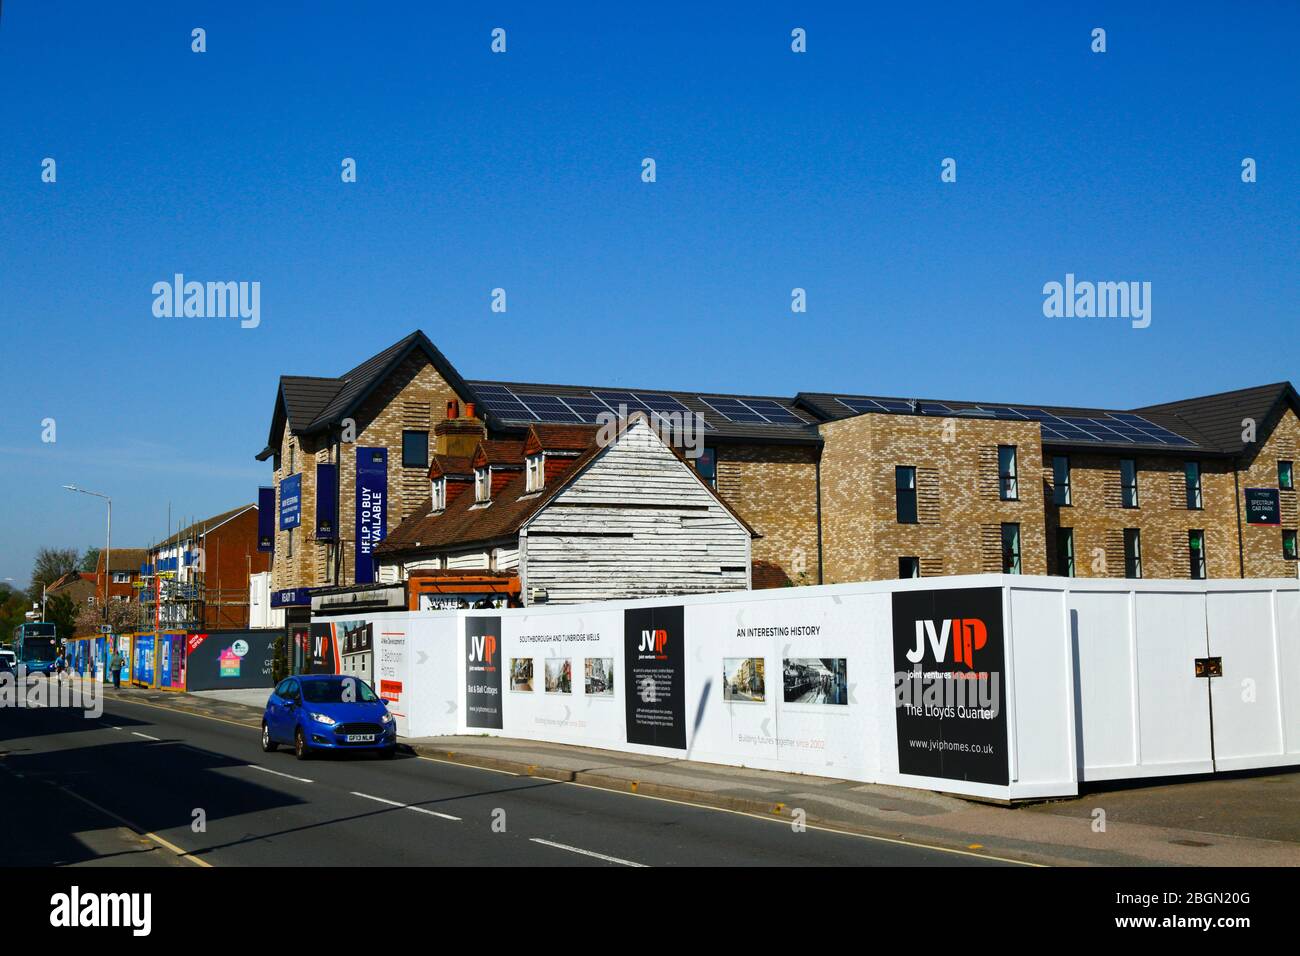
left=189, top=687, right=275, bottom=708
left=8, top=679, right=1300, bottom=866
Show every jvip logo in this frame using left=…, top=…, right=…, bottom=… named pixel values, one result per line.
left=469, top=634, right=498, bottom=670
left=906, top=618, right=988, bottom=670
left=638, top=629, right=668, bottom=660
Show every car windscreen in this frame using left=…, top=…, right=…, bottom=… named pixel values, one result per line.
left=301, top=679, right=378, bottom=704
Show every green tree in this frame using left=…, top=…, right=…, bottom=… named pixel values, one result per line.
left=46, top=593, right=79, bottom=644
left=28, top=547, right=80, bottom=604
left=270, top=635, right=288, bottom=684
left=80, top=547, right=101, bottom=573
left=0, top=590, right=30, bottom=645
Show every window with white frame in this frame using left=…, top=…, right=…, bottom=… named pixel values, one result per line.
left=526, top=453, right=544, bottom=492
left=431, top=477, right=446, bottom=511
left=475, top=467, right=490, bottom=503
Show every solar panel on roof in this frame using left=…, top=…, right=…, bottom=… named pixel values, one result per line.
left=562, top=396, right=614, bottom=423
left=837, top=398, right=879, bottom=414
left=700, top=397, right=769, bottom=423
left=478, top=391, right=537, bottom=421
left=638, top=394, right=689, bottom=411
left=744, top=399, right=808, bottom=424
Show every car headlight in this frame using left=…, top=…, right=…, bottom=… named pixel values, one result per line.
left=309, top=712, right=337, bottom=726
left=381, top=713, right=395, bottom=725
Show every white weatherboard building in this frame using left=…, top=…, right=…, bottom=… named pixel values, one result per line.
left=376, top=416, right=755, bottom=605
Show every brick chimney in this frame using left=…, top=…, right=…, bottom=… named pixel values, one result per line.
left=435, top=400, right=487, bottom=457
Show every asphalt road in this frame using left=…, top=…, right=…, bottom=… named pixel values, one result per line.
left=0, top=694, right=1021, bottom=867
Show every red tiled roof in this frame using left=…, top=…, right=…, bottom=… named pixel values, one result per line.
left=379, top=419, right=756, bottom=556
left=751, top=560, right=792, bottom=589
left=527, top=425, right=594, bottom=453
left=474, top=440, right=526, bottom=467
left=429, top=455, right=474, bottom=479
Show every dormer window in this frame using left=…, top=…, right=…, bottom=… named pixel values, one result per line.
left=475, top=467, right=490, bottom=503
left=526, top=453, right=544, bottom=492
left=431, top=476, right=447, bottom=512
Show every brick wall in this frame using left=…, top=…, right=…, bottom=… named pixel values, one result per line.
left=271, top=353, right=465, bottom=590
left=1238, top=406, right=1299, bottom=577
left=202, top=508, right=272, bottom=628
left=818, top=414, right=1048, bottom=582
left=1040, top=451, right=1239, bottom=579
left=715, top=443, right=820, bottom=584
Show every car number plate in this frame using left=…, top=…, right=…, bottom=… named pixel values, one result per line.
left=346, top=733, right=376, bottom=743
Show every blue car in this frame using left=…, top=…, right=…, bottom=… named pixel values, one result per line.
left=261, top=675, right=398, bottom=760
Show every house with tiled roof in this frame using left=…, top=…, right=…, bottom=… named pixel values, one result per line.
left=140, top=503, right=271, bottom=629
left=257, top=330, right=1298, bottom=616
left=376, top=415, right=755, bottom=605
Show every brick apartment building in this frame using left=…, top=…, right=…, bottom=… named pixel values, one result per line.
left=256, top=331, right=1298, bottom=609
left=141, top=503, right=271, bottom=629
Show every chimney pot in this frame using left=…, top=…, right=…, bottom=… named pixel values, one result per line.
left=465, top=402, right=476, bottom=419
left=447, top=399, right=459, bottom=419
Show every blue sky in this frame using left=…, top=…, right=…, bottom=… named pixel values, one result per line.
left=0, top=1, right=1296, bottom=586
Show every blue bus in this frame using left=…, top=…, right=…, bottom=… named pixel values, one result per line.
left=12, top=622, right=59, bottom=674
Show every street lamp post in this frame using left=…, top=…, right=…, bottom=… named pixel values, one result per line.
left=63, top=485, right=111, bottom=617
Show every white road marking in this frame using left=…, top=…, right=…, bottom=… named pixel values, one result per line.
left=46, top=783, right=210, bottom=867
left=131, top=731, right=160, bottom=741
left=104, top=694, right=1041, bottom=866
left=529, top=837, right=646, bottom=867
left=350, top=791, right=461, bottom=821
left=248, top=764, right=313, bottom=784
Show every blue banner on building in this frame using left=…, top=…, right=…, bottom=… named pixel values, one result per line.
left=355, top=446, right=387, bottom=584
left=257, top=486, right=275, bottom=551
left=279, top=473, right=302, bottom=530
left=316, top=462, right=338, bottom=540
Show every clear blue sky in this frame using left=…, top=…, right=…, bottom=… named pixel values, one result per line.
left=1, top=2, right=1296, bottom=586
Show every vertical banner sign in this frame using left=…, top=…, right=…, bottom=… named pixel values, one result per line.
left=1244, top=487, right=1281, bottom=525
left=355, top=447, right=387, bottom=584
left=279, top=473, right=302, bottom=530
left=307, top=623, right=340, bottom=675
left=891, top=587, right=1009, bottom=786
left=623, top=605, right=687, bottom=749
left=465, top=616, right=503, bottom=729
left=315, top=462, right=338, bottom=540
left=257, top=486, right=275, bottom=551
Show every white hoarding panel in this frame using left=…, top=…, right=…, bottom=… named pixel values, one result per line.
left=1207, top=590, right=1292, bottom=771
left=1006, top=587, right=1076, bottom=796
left=1133, top=591, right=1213, bottom=777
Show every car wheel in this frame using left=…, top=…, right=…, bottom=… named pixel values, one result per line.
left=294, top=727, right=311, bottom=761
left=380, top=746, right=397, bottom=760
left=261, top=722, right=277, bottom=753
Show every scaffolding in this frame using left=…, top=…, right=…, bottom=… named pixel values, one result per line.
left=134, top=572, right=253, bottom=631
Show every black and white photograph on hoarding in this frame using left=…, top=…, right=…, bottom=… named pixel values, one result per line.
left=544, top=658, right=572, bottom=694
left=722, top=658, right=765, bottom=703
left=510, top=657, right=533, bottom=693
left=782, top=658, right=847, bottom=705
left=584, top=657, right=614, bottom=697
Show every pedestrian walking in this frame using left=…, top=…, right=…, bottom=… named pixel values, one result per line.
left=110, top=649, right=123, bottom=690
